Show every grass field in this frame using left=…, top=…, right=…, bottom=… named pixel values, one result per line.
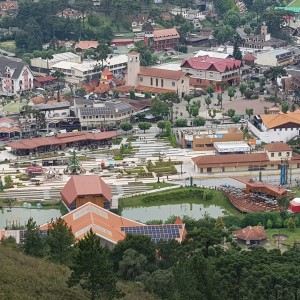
left=120, top=187, right=242, bottom=217
left=3, top=102, right=25, bottom=113
left=0, top=40, right=16, bottom=52
left=266, top=228, right=300, bottom=246
left=289, top=0, right=300, bottom=7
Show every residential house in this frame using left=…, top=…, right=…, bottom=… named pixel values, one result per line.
left=249, top=110, right=300, bottom=143
left=0, top=57, right=34, bottom=96
left=74, top=40, right=99, bottom=52
left=74, top=98, right=135, bottom=130
left=192, top=142, right=300, bottom=174
left=61, top=175, right=112, bottom=211
left=33, top=75, right=59, bottom=90
left=180, top=55, right=241, bottom=87
left=0, top=116, right=21, bottom=139
left=58, top=8, right=84, bottom=18
left=0, top=1, right=18, bottom=15
left=131, top=14, right=152, bottom=32
left=171, top=7, right=206, bottom=21
left=255, top=49, right=294, bottom=67
left=30, top=52, right=81, bottom=72
left=124, top=52, right=189, bottom=98
left=143, top=23, right=180, bottom=51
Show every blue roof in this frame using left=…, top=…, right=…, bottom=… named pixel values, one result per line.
left=275, top=6, right=300, bottom=13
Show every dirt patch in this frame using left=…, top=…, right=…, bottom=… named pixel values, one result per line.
left=272, top=234, right=289, bottom=245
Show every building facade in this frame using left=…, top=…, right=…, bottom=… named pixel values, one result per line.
left=181, top=55, right=241, bottom=87
left=255, top=49, right=294, bottom=67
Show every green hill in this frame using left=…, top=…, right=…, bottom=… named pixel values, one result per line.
left=0, top=245, right=157, bottom=300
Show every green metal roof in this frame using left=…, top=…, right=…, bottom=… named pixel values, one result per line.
left=275, top=6, right=300, bottom=13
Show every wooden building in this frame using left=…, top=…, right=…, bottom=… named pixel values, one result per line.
left=60, top=175, right=112, bottom=211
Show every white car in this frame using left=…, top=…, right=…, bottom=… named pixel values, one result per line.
left=239, top=118, right=247, bottom=123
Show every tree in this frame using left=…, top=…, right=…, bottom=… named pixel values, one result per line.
left=74, top=0, right=93, bottom=32
left=22, top=218, right=45, bottom=258
left=264, top=66, right=287, bottom=104
left=0, top=178, right=3, bottom=192
left=215, top=217, right=225, bottom=229
left=183, top=94, right=193, bottom=104
left=245, top=108, right=254, bottom=120
left=174, top=118, right=188, bottom=127
left=46, top=218, right=75, bottom=265
left=52, top=70, right=65, bottom=101
left=239, top=83, right=247, bottom=96
left=138, top=122, right=152, bottom=133
left=95, top=43, right=111, bottom=69
left=157, top=120, right=166, bottom=131
left=214, top=25, right=235, bottom=44
left=68, top=229, right=121, bottom=300
left=4, top=175, right=13, bottom=189
left=206, top=85, right=215, bottom=96
left=150, top=98, right=170, bottom=119
left=267, top=219, right=273, bottom=229
left=227, top=87, right=236, bottom=101
left=208, top=109, right=217, bottom=120
left=193, top=117, right=206, bottom=126
left=248, top=80, right=256, bottom=91
left=287, top=217, right=296, bottom=231
left=233, top=42, right=242, bottom=60
left=281, top=102, right=289, bottom=114
left=120, top=122, right=133, bottom=134
left=41, top=51, right=54, bottom=73
left=259, top=76, right=266, bottom=91
left=204, top=96, right=212, bottom=110
left=118, top=248, right=147, bottom=280
left=244, top=26, right=251, bottom=35
left=227, top=108, right=236, bottom=119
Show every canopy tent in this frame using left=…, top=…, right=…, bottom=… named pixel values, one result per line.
left=289, top=198, right=300, bottom=213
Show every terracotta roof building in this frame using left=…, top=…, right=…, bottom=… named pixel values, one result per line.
left=233, top=226, right=268, bottom=246
left=7, top=131, right=117, bottom=155
left=143, top=23, right=180, bottom=51
left=181, top=56, right=242, bottom=87
left=250, top=110, right=300, bottom=143
left=40, top=202, right=186, bottom=249
left=126, top=52, right=189, bottom=98
left=75, top=41, right=99, bottom=52
left=61, top=175, right=112, bottom=210
left=192, top=142, right=300, bottom=174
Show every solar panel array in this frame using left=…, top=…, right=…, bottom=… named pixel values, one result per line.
left=121, top=225, right=182, bottom=242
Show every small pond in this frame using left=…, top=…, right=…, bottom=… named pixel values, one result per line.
left=0, top=207, right=61, bottom=229
left=121, top=202, right=228, bottom=223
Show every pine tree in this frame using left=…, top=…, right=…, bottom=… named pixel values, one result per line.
left=68, top=229, right=122, bottom=300
left=233, top=42, right=242, bottom=60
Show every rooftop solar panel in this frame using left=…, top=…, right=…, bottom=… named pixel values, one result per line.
left=121, top=225, right=182, bottom=242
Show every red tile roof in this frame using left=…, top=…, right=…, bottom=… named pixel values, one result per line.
left=154, top=28, right=180, bottom=41
left=135, top=85, right=174, bottom=94
left=34, top=76, right=56, bottom=83
left=243, top=53, right=256, bottom=61
left=101, top=68, right=112, bottom=76
left=264, top=142, right=292, bottom=152
left=139, top=67, right=187, bottom=80
left=31, top=96, right=46, bottom=104
left=75, top=40, right=99, bottom=50
left=0, top=116, right=14, bottom=124
left=61, top=175, right=112, bottom=206
left=40, top=202, right=186, bottom=244
left=181, top=56, right=241, bottom=73
left=7, top=131, right=117, bottom=150
left=233, top=226, right=267, bottom=241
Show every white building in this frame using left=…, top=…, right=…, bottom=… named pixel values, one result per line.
left=255, top=49, right=294, bottom=67
left=249, top=110, right=300, bottom=143
left=30, top=52, right=81, bottom=71
left=0, top=57, right=34, bottom=96
left=51, top=55, right=128, bottom=83
left=170, top=7, right=206, bottom=20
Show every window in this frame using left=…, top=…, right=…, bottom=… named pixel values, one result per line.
left=156, top=78, right=158, bottom=86
left=161, top=79, right=163, bottom=87
left=139, top=77, right=143, bottom=82
left=172, top=82, right=175, bottom=87
left=271, top=153, right=274, bottom=157
left=287, top=152, right=290, bottom=156
left=278, top=152, right=282, bottom=157
left=83, top=116, right=86, bottom=119
left=150, top=78, right=153, bottom=85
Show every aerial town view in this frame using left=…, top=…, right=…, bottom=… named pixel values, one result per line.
left=2, top=0, right=300, bottom=299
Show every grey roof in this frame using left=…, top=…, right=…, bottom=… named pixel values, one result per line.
left=34, top=101, right=70, bottom=111
left=80, top=101, right=134, bottom=116
left=0, top=56, right=28, bottom=79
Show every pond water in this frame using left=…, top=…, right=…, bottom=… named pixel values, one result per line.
left=0, top=207, right=61, bottom=229
left=121, top=203, right=228, bottom=223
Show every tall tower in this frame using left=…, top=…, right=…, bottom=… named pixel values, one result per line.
left=144, top=22, right=154, bottom=50
left=261, top=22, right=268, bottom=36
left=126, top=51, right=140, bottom=87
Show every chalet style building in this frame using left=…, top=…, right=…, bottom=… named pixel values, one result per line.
left=180, top=55, right=241, bottom=87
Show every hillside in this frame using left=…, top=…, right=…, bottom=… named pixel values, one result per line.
left=0, top=246, right=157, bottom=300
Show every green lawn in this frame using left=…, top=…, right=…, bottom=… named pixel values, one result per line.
left=3, top=102, right=25, bottom=113
left=289, top=0, right=300, bottom=7
left=266, top=228, right=300, bottom=246
left=120, top=187, right=242, bottom=217
left=0, top=40, right=16, bottom=52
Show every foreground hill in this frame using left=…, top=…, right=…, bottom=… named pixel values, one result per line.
left=0, top=245, right=157, bottom=300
